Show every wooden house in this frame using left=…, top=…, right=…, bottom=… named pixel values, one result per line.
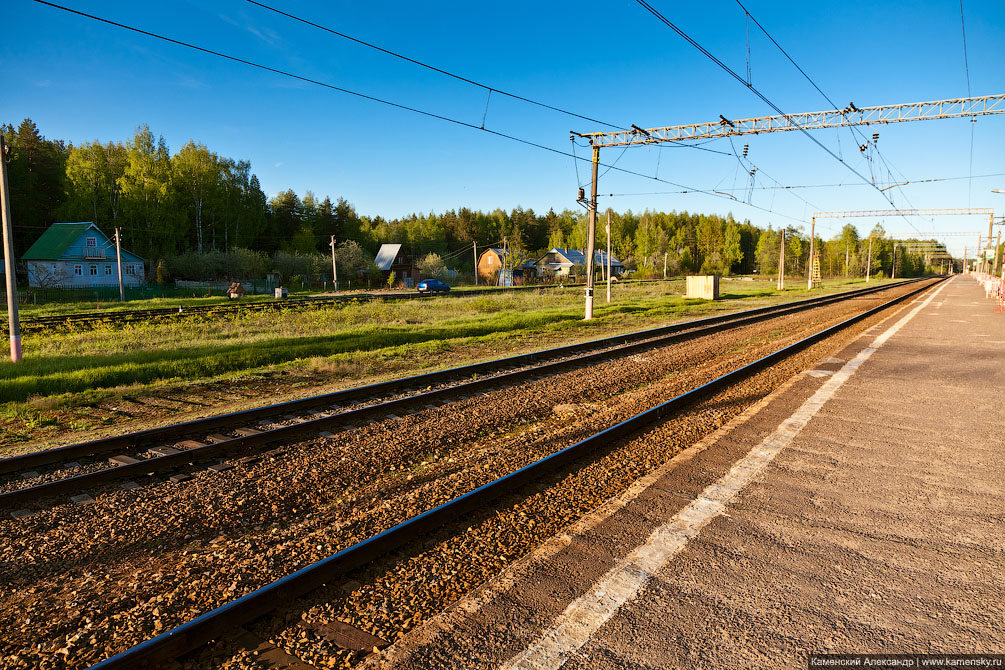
left=534, top=248, right=624, bottom=278
left=375, top=243, right=418, bottom=287
left=22, top=222, right=145, bottom=288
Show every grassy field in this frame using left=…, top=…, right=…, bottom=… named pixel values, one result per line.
left=0, top=277, right=899, bottom=450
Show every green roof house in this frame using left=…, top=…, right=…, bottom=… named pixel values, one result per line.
left=22, top=222, right=145, bottom=288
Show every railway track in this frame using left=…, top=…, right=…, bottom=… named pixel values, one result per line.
left=1, top=279, right=921, bottom=512
left=0, top=278, right=941, bottom=670
left=65, top=277, right=942, bottom=670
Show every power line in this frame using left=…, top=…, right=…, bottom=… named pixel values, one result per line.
left=734, top=0, right=891, bottom=177
left=245, top=0, right=627, bottom=131
left=633, top=0, right=924, bottom=234
left=31, top=0, right=806, bottom=226
left=960, top=0, right=975, bottom=207
left=601, top=171, right=1005, bottom=196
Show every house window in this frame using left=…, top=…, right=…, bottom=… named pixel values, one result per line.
left=50, top=264, right=57, bottom=273
left=74, top=265, right=82, bottom=276
left=90, top=265, right=97, bottom=276
left=105, top=265, right=112, bottom=275
left=126, top=265, right=136, bottom=276
left=487, top=256, right=493, bottom=265
left=86, top=237, right=97, bottom=248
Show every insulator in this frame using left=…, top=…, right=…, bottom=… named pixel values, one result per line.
left=872, top=132, right=879, bottom=141
left=859, top=144, right=869, bottom=152
left=742, top=143, right=749, bottom=157
left=577, top=188, right=585, bottom=202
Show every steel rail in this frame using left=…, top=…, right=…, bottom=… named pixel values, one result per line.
left=16, top=282, right=593, bottom=333
left=86, top=277, right=943, bottom=670
left=0, top=281, right=908, bottom=507
left=1, top=280, right=918, bottom=482
left=0, top=277, right=920, bottom=482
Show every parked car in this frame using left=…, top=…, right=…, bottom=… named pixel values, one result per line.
left=417, top=278, right=450, bottom=294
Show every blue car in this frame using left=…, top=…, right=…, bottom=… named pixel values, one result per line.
left=417, top=278, right=450, bottom=294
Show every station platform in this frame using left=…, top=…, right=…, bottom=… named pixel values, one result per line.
left=368, top=276, right=1004, bottom=669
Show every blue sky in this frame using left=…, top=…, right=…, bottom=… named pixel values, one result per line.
left=3, top=0, right=1004, bottom=253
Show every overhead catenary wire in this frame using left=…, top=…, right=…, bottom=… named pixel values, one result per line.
left=244, top=0, right=629, bottom=131
left=32, top=0, right=812, bottom=227
left=736, top=0, right=915, bottom=207
left=633, top=0, right=924, bottom=235
left=960, top=0, right=976, bottom=207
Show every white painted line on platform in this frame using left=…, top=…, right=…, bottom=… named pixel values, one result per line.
left=502, top=281, right=950, bottom=670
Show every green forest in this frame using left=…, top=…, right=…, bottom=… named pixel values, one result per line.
left=3, top=119, right=950, bottom=283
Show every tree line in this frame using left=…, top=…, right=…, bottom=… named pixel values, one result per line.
left=3, top=118, right=948, bottom=282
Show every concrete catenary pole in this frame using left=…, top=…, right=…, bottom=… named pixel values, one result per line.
left=995, top=231, right=1002, bottom=277
left=987, top=213, right=995, bottom=274
left=776, top=230, right=785, bottom=290
left=330, top=235, right=338, bottom=291
left=115, top=228, right=125, bottom=302
left=806, top=216, right=816, bottom=289
left=501, top=237, right=507, bottom=287
left=0, top=136, right=21, bottom=362
left=606, top=210, right=612, bottom=303
left=584, top=144, right=599, bottom=320
left=866, top=236, right=874, bottom=283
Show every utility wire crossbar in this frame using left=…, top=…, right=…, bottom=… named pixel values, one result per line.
left=582, top=95, right=1005, bottom=148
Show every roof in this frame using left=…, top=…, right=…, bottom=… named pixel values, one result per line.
left=22, top=222, right=95, bottom=260
left=22, top=222, right=146, bottom=263
left=374, top=243, right=403, bottom=271
left=478, top=247, right=512, bottom=263
left=538, top=248, right=622, bottom=267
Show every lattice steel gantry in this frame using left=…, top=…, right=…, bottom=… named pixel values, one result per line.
left=573, top=95, right=1005, bottom=314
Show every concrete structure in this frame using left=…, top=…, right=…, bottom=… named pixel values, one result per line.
left=685, top=274, right=720, bottom=299
left=22, top=222, right=145, bottom=288
left=367, top=277, right=1003, bottom=669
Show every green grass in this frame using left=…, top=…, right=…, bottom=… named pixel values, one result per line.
left=0, top=277, right=903, bottom=445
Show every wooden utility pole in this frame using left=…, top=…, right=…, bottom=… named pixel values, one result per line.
left=845, top=238, right=850, bottom=278
left=1, top=137, right=21, bottom=362
left=606, top=210, right=612, bottom=303
left=663, top=252, right=668, bottom=279
left=473, top=241, right=478, bottom=286
left=806, top=217, right=816, bottom=289
left=776, top=230, right=785, bottom=290
left=866, top=236, right=874, bottom=283
left=329, top=235, right=338, bottom=291
left=115, top=228, right=125, bottom=302
left=583, top=144, right=599, bottom=319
